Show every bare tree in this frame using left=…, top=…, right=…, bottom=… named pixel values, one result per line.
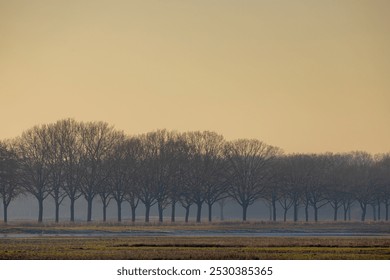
left=204, top=154, right=228, bottom=222
left=126, top=190, right=140, bottom=222
left=109, top=136, right=142, bottom=222
left=108, top=139, right=127, bottom=222
left=46, top=122, right=68, bottom=223
left=263, top=157, right=285, bottom=221
left=373, top=154, right=390, bottom=221
left=278, top=186, right=294, bottom=222
left=6, top=118, right=390, bottom=224
left=224, top=139, right=280, bottom=221
left=167, top=134, right=190, bottom=222
left=16, top=125, right=52, bottom=223
left=179, top=183, right=194, bottom=223
left=282, top=154, right=319, bottom=222
left=325, top=154, right=351, bottom=221
left=135, top=130, right=175, bottom=223
left=0, top=141, right=22, bottom=223
left=79, top=121, right=123, bottom=222
left=98, top=130, right=125, bottom=222
left=136, top=157, right=157, bottom=223
left=153, top=131, right=179, bottom=223
left=54, top=119, right=84, bottom=222
left=197, top=132, right=227, bottom=222
left=348, top=151, right=375, bottom=221
left=181, top=131, right=227, bottom=223
left=136, top=133, right=158, bottom=223
left=307, top=154, right=332, bottom=222
left=97, top=164, right=113, bottom=222
left=184, top=150, right=205, bottom=223
left=123, top=138, right=143, bottom=223
left=283, top=155, right=309, bottom=222
left=381, top=155, right=390, bottom=221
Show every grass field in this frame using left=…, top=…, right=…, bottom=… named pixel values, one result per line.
left=1, top=220, right=389, bottom=233
left=0, top=221, right=389, bottom=260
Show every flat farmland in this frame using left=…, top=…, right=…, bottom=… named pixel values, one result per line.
left=0, top=221, right=389, bottom=259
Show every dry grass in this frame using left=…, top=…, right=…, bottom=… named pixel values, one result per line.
left=1, top=236, right=389, bottom=260
left=1, top=221, right=389, bottom=260
left=1, top=220, right=389, bottom=234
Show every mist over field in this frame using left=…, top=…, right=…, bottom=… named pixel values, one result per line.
left=0, top=186, right=376, bottom=223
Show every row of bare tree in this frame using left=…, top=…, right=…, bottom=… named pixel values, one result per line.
left=1, top=119, right=389, bottom=223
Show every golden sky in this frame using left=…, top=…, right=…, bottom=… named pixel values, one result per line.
left=1, top=0, right=389, bottom=154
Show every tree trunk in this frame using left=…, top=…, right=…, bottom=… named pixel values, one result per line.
left=305, top=204, right=309, bottom=222
left=344, top=203, right=352, bottom=221
left=372, top=204, right=377, bottom=221
left=158, top=203, right=164, bottom=223
left=343, top=207, right=348, bottom=221
left=272, top=197, right=277, bottom=222
left=361, top=203, right=367, bottom=222
left=38, top=198, right=44, bottom=223
left=293, top=201, right=299, bottom=222
left=117, top=200, right=122, bottom=222
left=208, top=203, right=213, bottom=222
left=171, top=201, right=176, bottom=223
left=348, top=205, right=351, bottom=221
left=377, top=202, right=381, bottom=221
left=385, top=201, right=389, bottom=221
left=102, top=203, right=107, bottom=222
left=100, top=194, right=110, bottom=222
left=131, top=205, right=137, bottom=222
left=314, top=206, right=318, bottom=222
left=145, top=204, right=150, bottom=223
left=87, top=197, right=93, bottom=222
left=334, top=207, right=338, bottom=221
left=70, top=199, right=75, bottom=222
left=55, top=202, right=60, bottom=223
left=3, top=202, right=8, bottom=223
left=196, top=202, right=202, bottom=223
left=283, top=208, right=287, bottom=222
left=184, top=206, right=190, bottom=223
left=242, top=203, right=248, bottom=221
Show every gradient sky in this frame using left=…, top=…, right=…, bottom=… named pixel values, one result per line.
left=1, top=0, right=389, bottom=154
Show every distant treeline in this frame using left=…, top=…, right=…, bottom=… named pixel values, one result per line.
left=0, top=119, right=389, bottom=223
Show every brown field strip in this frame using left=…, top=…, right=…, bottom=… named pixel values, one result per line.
left=1, top=236, right=389, bottom=260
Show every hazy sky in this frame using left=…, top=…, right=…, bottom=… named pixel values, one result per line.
left=1, top=0, right=389, bottom=154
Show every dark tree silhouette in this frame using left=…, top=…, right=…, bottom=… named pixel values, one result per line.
left=16, top=125, right=53, bottom=223
left=263, top=157, right=284, bottom=221
left=79, top=121, right=123, bottom=222
left=3, top=118, right=390, bottom=224
left=224, top=139, right=280, bottom=221
left=182, top=131, right=226, bottom=223
left=46, top=122, right=68, bottom=223
left=135, top=130, right=177, bottom=222
left=0, top=141, right=21, bottom=223
left=54, top=119, right=84, bottom=222
left=167, top=134, right=190, bottom=222
left=325, top=154, right=351, bottom=221
left=376, top=154, right=390, bottom=220
left=109, top=136, right=142, bottom=222
left=349, top=152, right=375, bottom=221
left=307, top=154, right=332, bottom=222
